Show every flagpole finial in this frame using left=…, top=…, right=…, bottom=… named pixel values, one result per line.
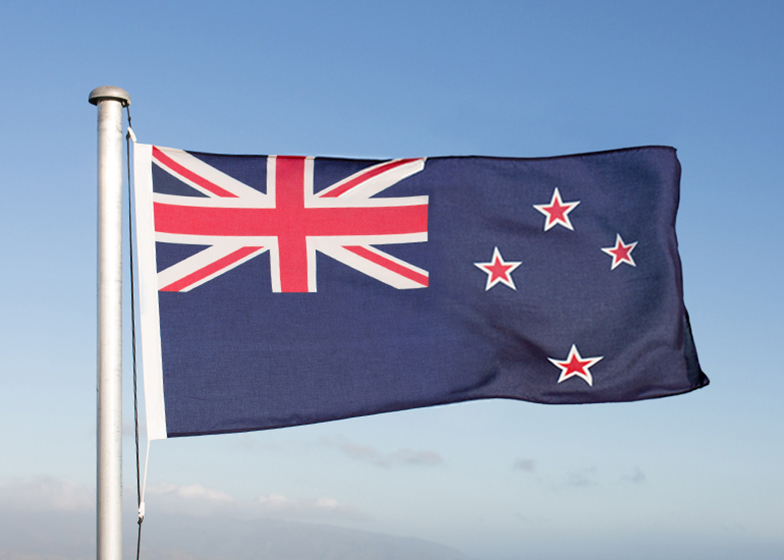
left=89, top=86, right=131, bottom=107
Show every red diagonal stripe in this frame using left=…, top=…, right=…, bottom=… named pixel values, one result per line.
left=160, top=246, right=262, bottom=292
left=153, top=146, right=238, bottom=198
left=345, top=246, right=429, bottom=287
left=320, top=159, right=420, bottom=198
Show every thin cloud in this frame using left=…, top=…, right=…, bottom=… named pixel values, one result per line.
left=145, top=481, right=361, bottom=521
left=0, top=553, right=77, bottom=560
left=147, top=482, right=235, bottom=503
left=514, top=458, right=536, bottom=472
left=325, top=437, right=443, bottom=468
left=622, top=467, right=646, bottom=484
left=566, top=467, right=598, bottom=487
left=0, top=477, right=92, bottom=513
left=0, top=479, right=467, bottom=560
left=256, top=493, right=345, bottom=515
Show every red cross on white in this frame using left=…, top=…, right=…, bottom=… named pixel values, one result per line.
left=474, top=247, right=522, bottom=291
left=533, top=187, right=580, bottom=231
left=151, top=146, right=429, bottom=293
left=548, top=344, right=603, bottom=386
left=601, top=233, right=637, bottom=270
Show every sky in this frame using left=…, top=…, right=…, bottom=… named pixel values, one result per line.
left=0, top=1, right=782, bottom=559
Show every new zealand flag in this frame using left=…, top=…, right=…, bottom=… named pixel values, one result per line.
left=133, top=144, right=707, bottom=439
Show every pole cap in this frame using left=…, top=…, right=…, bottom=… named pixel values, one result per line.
left=88, top=86, right=131, bottom=107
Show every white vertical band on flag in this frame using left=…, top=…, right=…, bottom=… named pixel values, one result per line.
left=133, top=143, right=168, bottom=440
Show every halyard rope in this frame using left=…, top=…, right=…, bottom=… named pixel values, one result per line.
left=126, top=106, right=145, bottom=560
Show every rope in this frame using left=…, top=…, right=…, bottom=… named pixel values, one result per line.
left=126, top=106, right=144, bottom=560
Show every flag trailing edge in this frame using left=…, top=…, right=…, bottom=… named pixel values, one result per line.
left=133, top=143, right=708, bottom=440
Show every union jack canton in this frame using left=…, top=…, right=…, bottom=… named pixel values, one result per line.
left=150, top=146, right=429, bottom=293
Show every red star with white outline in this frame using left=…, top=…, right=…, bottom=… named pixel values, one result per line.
left=601, top=233, right=638, bottom=270
left=474, top=247, right=522, bottom=291
left=533, top=188, right=580, bottom=231
left=548, top=344, right=603, bottom=386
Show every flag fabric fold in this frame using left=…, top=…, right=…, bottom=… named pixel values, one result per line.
left=133, top=144, right=707, bottom=440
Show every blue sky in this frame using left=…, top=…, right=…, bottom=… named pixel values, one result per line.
left=0, top=1, right=782, bottom=559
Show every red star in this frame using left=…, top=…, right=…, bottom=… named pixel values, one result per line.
left=601, top=234, right=637, bottom=270
left=533, top=188, right=580, bottom=231
left=474, top=247, right=522, bottom=291
left=548, top=344, right=603, bottom=386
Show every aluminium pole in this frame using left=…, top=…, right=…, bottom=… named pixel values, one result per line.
left=89, top=86, right=131, bottom=560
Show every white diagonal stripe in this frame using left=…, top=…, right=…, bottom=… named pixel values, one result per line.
left=314, top=240, right=428, bottom=289
left=157, top=243, right=269, bottom=292
left=315, top=158, right=426, bottom=201
left=155, top=146, right=268, bottom=201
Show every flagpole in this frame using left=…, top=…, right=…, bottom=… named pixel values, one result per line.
left=89, top=85, right=131, bottom=560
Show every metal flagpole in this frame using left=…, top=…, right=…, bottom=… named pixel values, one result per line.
left=89, top=86, right=131, bottom=560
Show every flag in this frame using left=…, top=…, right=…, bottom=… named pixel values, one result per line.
left=133, top=144, right=707, bottom=439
